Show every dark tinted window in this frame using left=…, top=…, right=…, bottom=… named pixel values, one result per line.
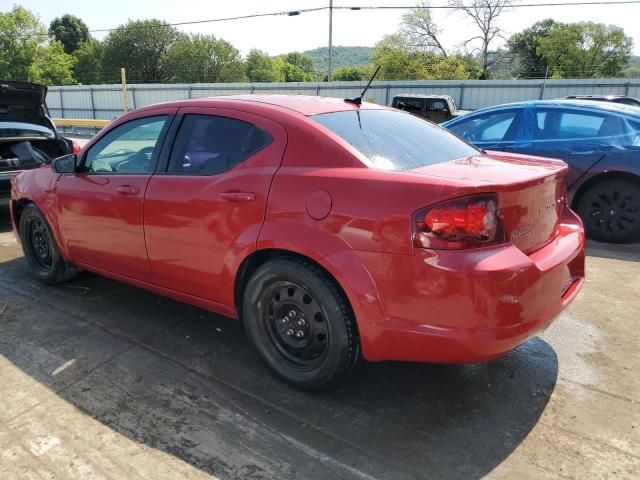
left=447, top=110, right=520, bottom=143
left=312, top=109, right=479, bottom=171
left=425, top=99, right=448, bottom=111
left=394, top=98, right=424, bottom=114
left=167, top=115, right=272, bottom=174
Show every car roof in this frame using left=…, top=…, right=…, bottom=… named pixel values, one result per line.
left=565, top=95, right=629, bottom=99
left=445, top=99, right=640, bottom=121
left=212, top=95, right=388, bottom=116
left=393, top=94, right=452, bottom=99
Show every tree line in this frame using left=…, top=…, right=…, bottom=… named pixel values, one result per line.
left=0, top=3, right=635, bottom=86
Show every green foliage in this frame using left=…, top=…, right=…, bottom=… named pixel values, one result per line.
left=537, top=22, right=633, bottom=78
left=73, top=39, right=104, bottom=84
left=332, top=65, right=372, bottom=81
left=372, top=34, right=469, bottom=80
left=303, top=46, right=374, bottom=75
left=102, top=20, right=182, bottom=83
left=162, top=35, right=245, bottom=83
left=31, top=40, right=76, bottom=85
left=283, top=52, right=316, bottom=77
left=0, top=6, right=45, bottom=81
left=245, top=49, right=279, bottom=82
left=624, top=56, right=640, bottom=77
left=273, top=57, right=311, bottom=82
left=507, top=19, right=560, bottom=79
left=49, top=14, right=89, bottom=54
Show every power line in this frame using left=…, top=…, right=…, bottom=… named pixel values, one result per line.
left=6, top=1, right=640, bottom=38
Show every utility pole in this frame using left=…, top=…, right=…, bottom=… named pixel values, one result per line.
left=120, top=67, right=129, bottom=112
left=328, top=0, right=333, bottom=82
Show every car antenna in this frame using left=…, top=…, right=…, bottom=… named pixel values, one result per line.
left=344, top=65, right=381, bottom=106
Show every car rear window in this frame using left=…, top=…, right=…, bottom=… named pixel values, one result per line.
left=312, top=109, right=479, bottom=171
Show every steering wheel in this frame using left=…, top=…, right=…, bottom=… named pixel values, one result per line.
left=118, top=146, right=155, bottom=172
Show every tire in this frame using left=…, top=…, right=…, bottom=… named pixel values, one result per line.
left=242, top=257, right=360, bottom=390
left=576, top=179, right=640, bottom=243
left=19, top=204, right=78, bottom=284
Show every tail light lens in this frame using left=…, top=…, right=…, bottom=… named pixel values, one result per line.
left=413, top=194, right=506, bottom=249
left=72, top=142, right=81, bottom=155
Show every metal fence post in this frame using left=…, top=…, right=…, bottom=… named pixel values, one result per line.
left=459, top=83, right=465, bottom=109
left=59, top=90, right=64, bottom=119
left=188, top=86, right=192, bottom=99
left=625, top=82, right=631, bottom=96
left=385, top=85, right=390, bottom=105
left=539, top=82, right=545, bottom=100
left=130, top=87, right=137, bottom=109
left=88, top=87, right=96, bottom=119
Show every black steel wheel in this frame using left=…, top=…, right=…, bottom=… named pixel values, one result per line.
left=242, top=257, right=360, bottom=390
left=577, top=179, right=640, bottom=243
left=19, top=204, right=78, bottom=284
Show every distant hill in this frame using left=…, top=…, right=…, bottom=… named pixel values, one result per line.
left=624, top=55, right=640, bottom=77
left=303, top=46, right=374, bottom=74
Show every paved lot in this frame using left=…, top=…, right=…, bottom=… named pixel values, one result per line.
left=0, top=205, right=638, bottom=480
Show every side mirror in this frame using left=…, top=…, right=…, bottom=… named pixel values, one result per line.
left=51, top=154, right=78, bottom=174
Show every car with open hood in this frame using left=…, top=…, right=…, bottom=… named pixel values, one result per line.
left=10, top=95, right=585, bottom=390
left=0, top=81, right=78, bottom=202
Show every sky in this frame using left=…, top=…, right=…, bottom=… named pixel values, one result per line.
left=10, top=0, right=640, bottom=56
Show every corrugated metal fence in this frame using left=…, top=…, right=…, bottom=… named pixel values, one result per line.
left=46, top=78, right=640, bottom=121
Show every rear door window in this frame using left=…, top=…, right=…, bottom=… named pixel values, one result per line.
left=167, top=114, right=272, bottom=175
left=312, top=109, right=479, bottom=171
left=394, top=98, right=424, bottom=114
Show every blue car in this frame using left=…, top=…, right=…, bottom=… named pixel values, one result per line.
left=443, top=100, right=640, bottom=242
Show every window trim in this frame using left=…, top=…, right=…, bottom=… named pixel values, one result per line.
left=160, top=112, right=274, bottom=177
left=80, top=114, right=174, bottom=176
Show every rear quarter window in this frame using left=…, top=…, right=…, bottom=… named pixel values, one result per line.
left=312, top=109, right=479, bottom=171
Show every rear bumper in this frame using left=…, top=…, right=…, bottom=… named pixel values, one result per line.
left=356, top=208, right=585, bottom=363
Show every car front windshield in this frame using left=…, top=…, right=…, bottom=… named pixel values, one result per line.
left=312, top=109, right=479, bottom=171
left=0, top=121, right=55, bottom=139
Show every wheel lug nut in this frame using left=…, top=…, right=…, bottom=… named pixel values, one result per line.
left=286, top=329, right=294, bottom=336
left=295, top=331, right=304, bottom=338
left=297, top=319, right=306, bottom=326
left=281, top=317, right=288, bottom=324
left=288, top=310, right=296, bottom=318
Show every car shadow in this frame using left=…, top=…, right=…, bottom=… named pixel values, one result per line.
left=0, top=257, right=558, bottom=479
left=0, top=205, right=12, bottom=233
left=586, top=239, right=640, bottom=262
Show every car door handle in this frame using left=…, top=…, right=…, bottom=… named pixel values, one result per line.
left=219, top=191, right=256, bottom=202
left=115, top=185, right=140, bottom=195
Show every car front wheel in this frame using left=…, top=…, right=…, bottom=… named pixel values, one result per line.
left=242, top=257, right=360, bottom=390
left=19, top=204, right=78, bottom=284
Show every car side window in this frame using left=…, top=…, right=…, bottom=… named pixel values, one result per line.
left=449, top=110, right=519, bottom=143
left=84, top=116, right=168, bottom=174
left=167, top=114, right=272, bottom=175
left=395, top=98, right=424, bottom=114
left=535, top=109, right=610, bottom=140
left=426, top=100, right=447, bottom=112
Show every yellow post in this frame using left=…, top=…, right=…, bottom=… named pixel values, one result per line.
left=120, top=67, right=129, bottom=113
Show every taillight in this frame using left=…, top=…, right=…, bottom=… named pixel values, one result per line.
left=413, top=194, right=506, bottom=249
left=72, top=142, right=81, bottom=155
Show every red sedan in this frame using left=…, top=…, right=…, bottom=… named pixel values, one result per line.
left=10, top=95, right=585, bottom=389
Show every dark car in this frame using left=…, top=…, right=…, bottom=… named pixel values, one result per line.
left=391, top=94, right=471, bottom=124
left=443, top=99, right=640, bottom=242
left=563, top=95, right=640, bottom=107
left=1, top=81, right=77, bottom=202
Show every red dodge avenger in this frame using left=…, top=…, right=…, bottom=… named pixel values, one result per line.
left=10, top=95, right=585, bottom=389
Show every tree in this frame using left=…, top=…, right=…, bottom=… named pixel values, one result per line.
left=332, top=65, right=371, bottom=81
left=31, top=41, right=76, bottom=85
left=401, top=1, right=447, bottom=56
left=49, top=14, right=89, bottom=54
left=162, top=35, right=245, bottom=83
left=245, top=49, right=279, bottom=82
left=274, top=57, right=312, bottom=82
left=73, top=39, right=104, bottom=84
left=283, top=52, right=316, bottom=77
left=372, top=34, right=469, bottom=80
left=508, top=19, right=561, bottom=79
left=101, top=20, right=181, bottom=83
left=449, top=0, right=512, bottom=79
left=0, top=6, right=45, bottom=81
left=537, top=22, right=633, bottom=78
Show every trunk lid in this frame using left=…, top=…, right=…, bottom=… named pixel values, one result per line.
left=410, top=151, right=568, bottom=253
left=0, top=81, right=49, bottom=128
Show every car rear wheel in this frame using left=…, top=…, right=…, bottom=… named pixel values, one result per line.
left=577, top=179, right=640, bottom=242
left=19, top=204, right=78, bottom=284
left=242, top=257, right=360, bottom=390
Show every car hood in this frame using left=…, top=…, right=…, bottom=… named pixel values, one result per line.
left=0, top=81, right=50, bottom=128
